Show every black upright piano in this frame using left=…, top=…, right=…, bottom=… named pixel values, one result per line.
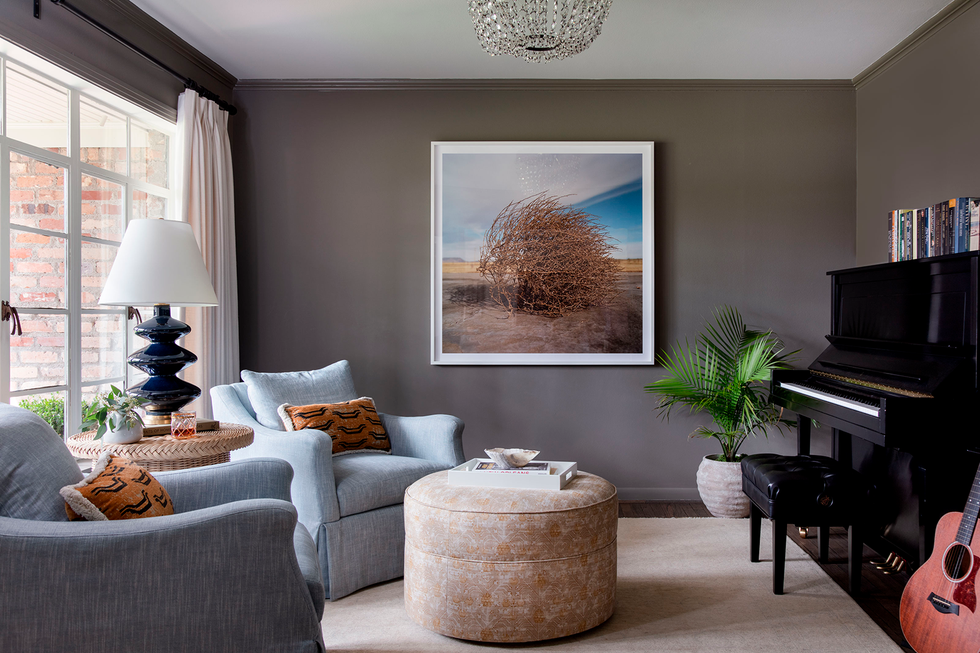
left=771, top=251, right=980, bottom=569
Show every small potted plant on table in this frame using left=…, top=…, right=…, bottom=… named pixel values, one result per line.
left=645, top=306, right=796, bottom=518
left=82, top=385, right=148, bottom=444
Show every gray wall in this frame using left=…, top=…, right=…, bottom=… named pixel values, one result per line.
left=856, top=2, right=980, bottom=265
left=231, top=84, right=856, bottom=498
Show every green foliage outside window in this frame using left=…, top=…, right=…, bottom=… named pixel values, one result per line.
left=18, top=395, right=96, bottom=438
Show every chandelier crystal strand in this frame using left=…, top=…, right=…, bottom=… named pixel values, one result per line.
left=468, top=0, right=613, bottom=63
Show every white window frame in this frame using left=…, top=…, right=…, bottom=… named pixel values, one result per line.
left=0, top=39, right=176, bottom=438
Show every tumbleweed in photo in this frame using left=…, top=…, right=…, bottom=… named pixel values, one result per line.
left=477, top=193, right=620, bottom=317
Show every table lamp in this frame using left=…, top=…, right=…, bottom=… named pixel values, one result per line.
left=99, top=219, right=218, bottom=424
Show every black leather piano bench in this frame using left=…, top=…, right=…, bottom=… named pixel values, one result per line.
left=741, top=453, right=872, bottom=595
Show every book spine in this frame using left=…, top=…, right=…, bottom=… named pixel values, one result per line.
left=904, top=209, right=914, bottom=260
left=898, top=209, right=905, bottom=261
left=949, top=197, right=964, bottom=254
left=474, top=469, right=550, bottom=475
left=971, top=198, right=980, bottom=251
left=917, top=208, right=928, bottom=259
left=928, top=206, right=934, bottom=257
left=948, top=199, right=955, bottom=254
left=887, top=211, right=895, bottom=262
left=946, top=200, right=956, bottom=254
left=939, top=202, right=948, bottom=255
left=959, top=198, right=971, bottom=253
left=922, top=206, right=932, bottom=257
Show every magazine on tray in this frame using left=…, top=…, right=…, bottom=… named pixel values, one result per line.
left=473, top=460, right=552, bottom=475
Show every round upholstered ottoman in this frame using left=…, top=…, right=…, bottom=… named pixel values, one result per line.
left=404, top=470, right=617, bottom=642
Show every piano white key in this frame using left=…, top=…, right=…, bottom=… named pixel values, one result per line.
left=777, top=382, right=880, bottom=417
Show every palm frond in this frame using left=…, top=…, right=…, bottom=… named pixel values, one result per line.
left=646, top=305, right=798, bottom=461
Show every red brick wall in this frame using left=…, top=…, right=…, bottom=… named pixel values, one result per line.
left=9, top=135, right=167, bottom=395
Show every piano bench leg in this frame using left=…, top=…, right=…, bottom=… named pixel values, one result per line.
left=772, top=519, right=787, bottom=595
left=818, top=525, right=830, bottom=564
left=750, top=503, right=762, bottom=563
left=847, top=524, right=862, bottom=595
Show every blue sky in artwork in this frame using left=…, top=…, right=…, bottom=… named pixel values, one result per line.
left=441, top=152, right=643, bottom=261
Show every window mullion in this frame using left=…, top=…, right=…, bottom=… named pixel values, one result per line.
left=1, top=57, right=8, bottom=406
left=66, top=87, right=82, bottom=438
left=1, top=139, right=10, bottom=406
left=1, top=55, right=6, bottom=136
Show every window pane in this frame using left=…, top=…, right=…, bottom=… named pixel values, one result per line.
left=81, top=175, right=124, bottom=240
left=16, top=390, right=67, bottom=437
left=10, top=313, right=66, bottom=391
left=10, top=230, right=66, bottom=308
left=80, top=96, right=127, bottom=175
left=10, top=152, right=66, bottom=232
left=81, top=313, right=127, bottom=383
left=81, top=241, right=118, bottom=308
left=5, top=62, right=69, bottom=155
left=127, top=306, right=153, bottom=389
left=133, top=190, right=167, bottom=220
left=131, top=120, right=169, bottom=188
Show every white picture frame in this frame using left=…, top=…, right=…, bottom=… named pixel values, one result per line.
left=431, top=141, right=654, bottom=365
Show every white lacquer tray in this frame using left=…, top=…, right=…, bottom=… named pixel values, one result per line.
left=448, top=458, right=578, bottom=490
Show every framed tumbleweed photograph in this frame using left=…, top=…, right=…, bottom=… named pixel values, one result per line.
left=431, top=142, right=654, bottom=365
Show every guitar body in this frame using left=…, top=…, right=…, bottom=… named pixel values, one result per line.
left=900, top=511, right=980, bottom=653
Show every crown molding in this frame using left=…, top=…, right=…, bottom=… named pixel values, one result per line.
left=99, top=0, right=237, bottom=92
left=853, top=0, right=979, bottom=89
left=235, top=78, right=855, bottom=92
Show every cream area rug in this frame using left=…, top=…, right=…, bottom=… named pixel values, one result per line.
left=320, top=518, right=903, bottom=652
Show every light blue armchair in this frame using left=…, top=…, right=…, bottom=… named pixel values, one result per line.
left=0, top=402, right=325, bottom=653
left=210, top=360, right=465, bottom=600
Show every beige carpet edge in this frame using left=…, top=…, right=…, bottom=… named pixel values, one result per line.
left=320, top=517, right=904, bottom=652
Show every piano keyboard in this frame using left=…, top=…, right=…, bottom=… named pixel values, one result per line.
left=777, top=381, right=881, bottom=417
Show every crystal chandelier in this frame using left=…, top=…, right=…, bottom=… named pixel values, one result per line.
left=468, top=0, right=613, bottom=64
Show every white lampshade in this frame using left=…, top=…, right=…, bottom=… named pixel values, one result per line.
left=99, top=219, right=218, bottom=307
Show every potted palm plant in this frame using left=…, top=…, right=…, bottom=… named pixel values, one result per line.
left=82, top=385, right=148, bottom=444
left=645, top=306, right=796, bottom=517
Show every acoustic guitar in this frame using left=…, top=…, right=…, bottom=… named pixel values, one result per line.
left=900, top=462, right=980, bottom=653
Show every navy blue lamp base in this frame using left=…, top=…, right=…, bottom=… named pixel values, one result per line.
left=127, top=304, right=201, bottom=423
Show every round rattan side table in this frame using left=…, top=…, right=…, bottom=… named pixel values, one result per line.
left=66, top=423, right=253, bottom=472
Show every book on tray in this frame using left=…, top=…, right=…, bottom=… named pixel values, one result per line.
left=473, top=461, right=552, bottom=475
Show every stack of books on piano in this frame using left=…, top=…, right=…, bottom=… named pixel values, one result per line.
left=887, top=197, right=980, bottom=262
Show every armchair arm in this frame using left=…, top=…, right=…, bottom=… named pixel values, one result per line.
left=294, top=522, right=326, bottom=617
left=211, top=384, right=340, bottom=526
left=155, top=458, right=293, bottom=513
left=0, top=501, right=324, bottom=653
left=381, top=413, right=465, bottom=468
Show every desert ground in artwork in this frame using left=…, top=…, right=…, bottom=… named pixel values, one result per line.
left=442, top=261, right=643, bottom=354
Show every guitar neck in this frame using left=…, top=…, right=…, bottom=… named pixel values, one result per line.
left=955, top=462, right=980, bottom=545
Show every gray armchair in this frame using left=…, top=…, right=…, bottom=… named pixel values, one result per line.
left=210, top=360, right=465, bottom=600
left=0, top=403, right=325, bottom=653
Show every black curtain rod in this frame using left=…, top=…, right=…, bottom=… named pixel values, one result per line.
left=47, top=0, right=237, bottom=115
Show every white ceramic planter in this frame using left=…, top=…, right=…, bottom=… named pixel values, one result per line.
left=102, top=413, right=143, bottom=444
left=696, top=455, right=749, bottom=518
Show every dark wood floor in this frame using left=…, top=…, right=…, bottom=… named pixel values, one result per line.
left=619, top=501, right=913, bottom=652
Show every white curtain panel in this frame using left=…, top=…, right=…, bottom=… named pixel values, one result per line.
left=175, top=90, right=239, bottom=418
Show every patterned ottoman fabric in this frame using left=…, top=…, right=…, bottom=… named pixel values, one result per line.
left=404, top=471, right=618, bottom=642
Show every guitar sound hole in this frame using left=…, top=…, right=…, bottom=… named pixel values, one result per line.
left=942, top=543, right=973, bottom=581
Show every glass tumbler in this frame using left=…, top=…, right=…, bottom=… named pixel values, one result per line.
left=170, top=411, right=197, bottom=439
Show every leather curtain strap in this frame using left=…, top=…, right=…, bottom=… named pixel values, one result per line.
left=127, top=306, right=142, bottom=323
left=1, top=301, right=22, bottom=336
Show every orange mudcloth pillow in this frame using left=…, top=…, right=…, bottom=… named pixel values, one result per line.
left=60, top=453, right=174, bottom=521
left=277, top=397, right=391, bottom=456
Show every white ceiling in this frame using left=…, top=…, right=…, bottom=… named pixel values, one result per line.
left=128, top=0, right=953, bottom=81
